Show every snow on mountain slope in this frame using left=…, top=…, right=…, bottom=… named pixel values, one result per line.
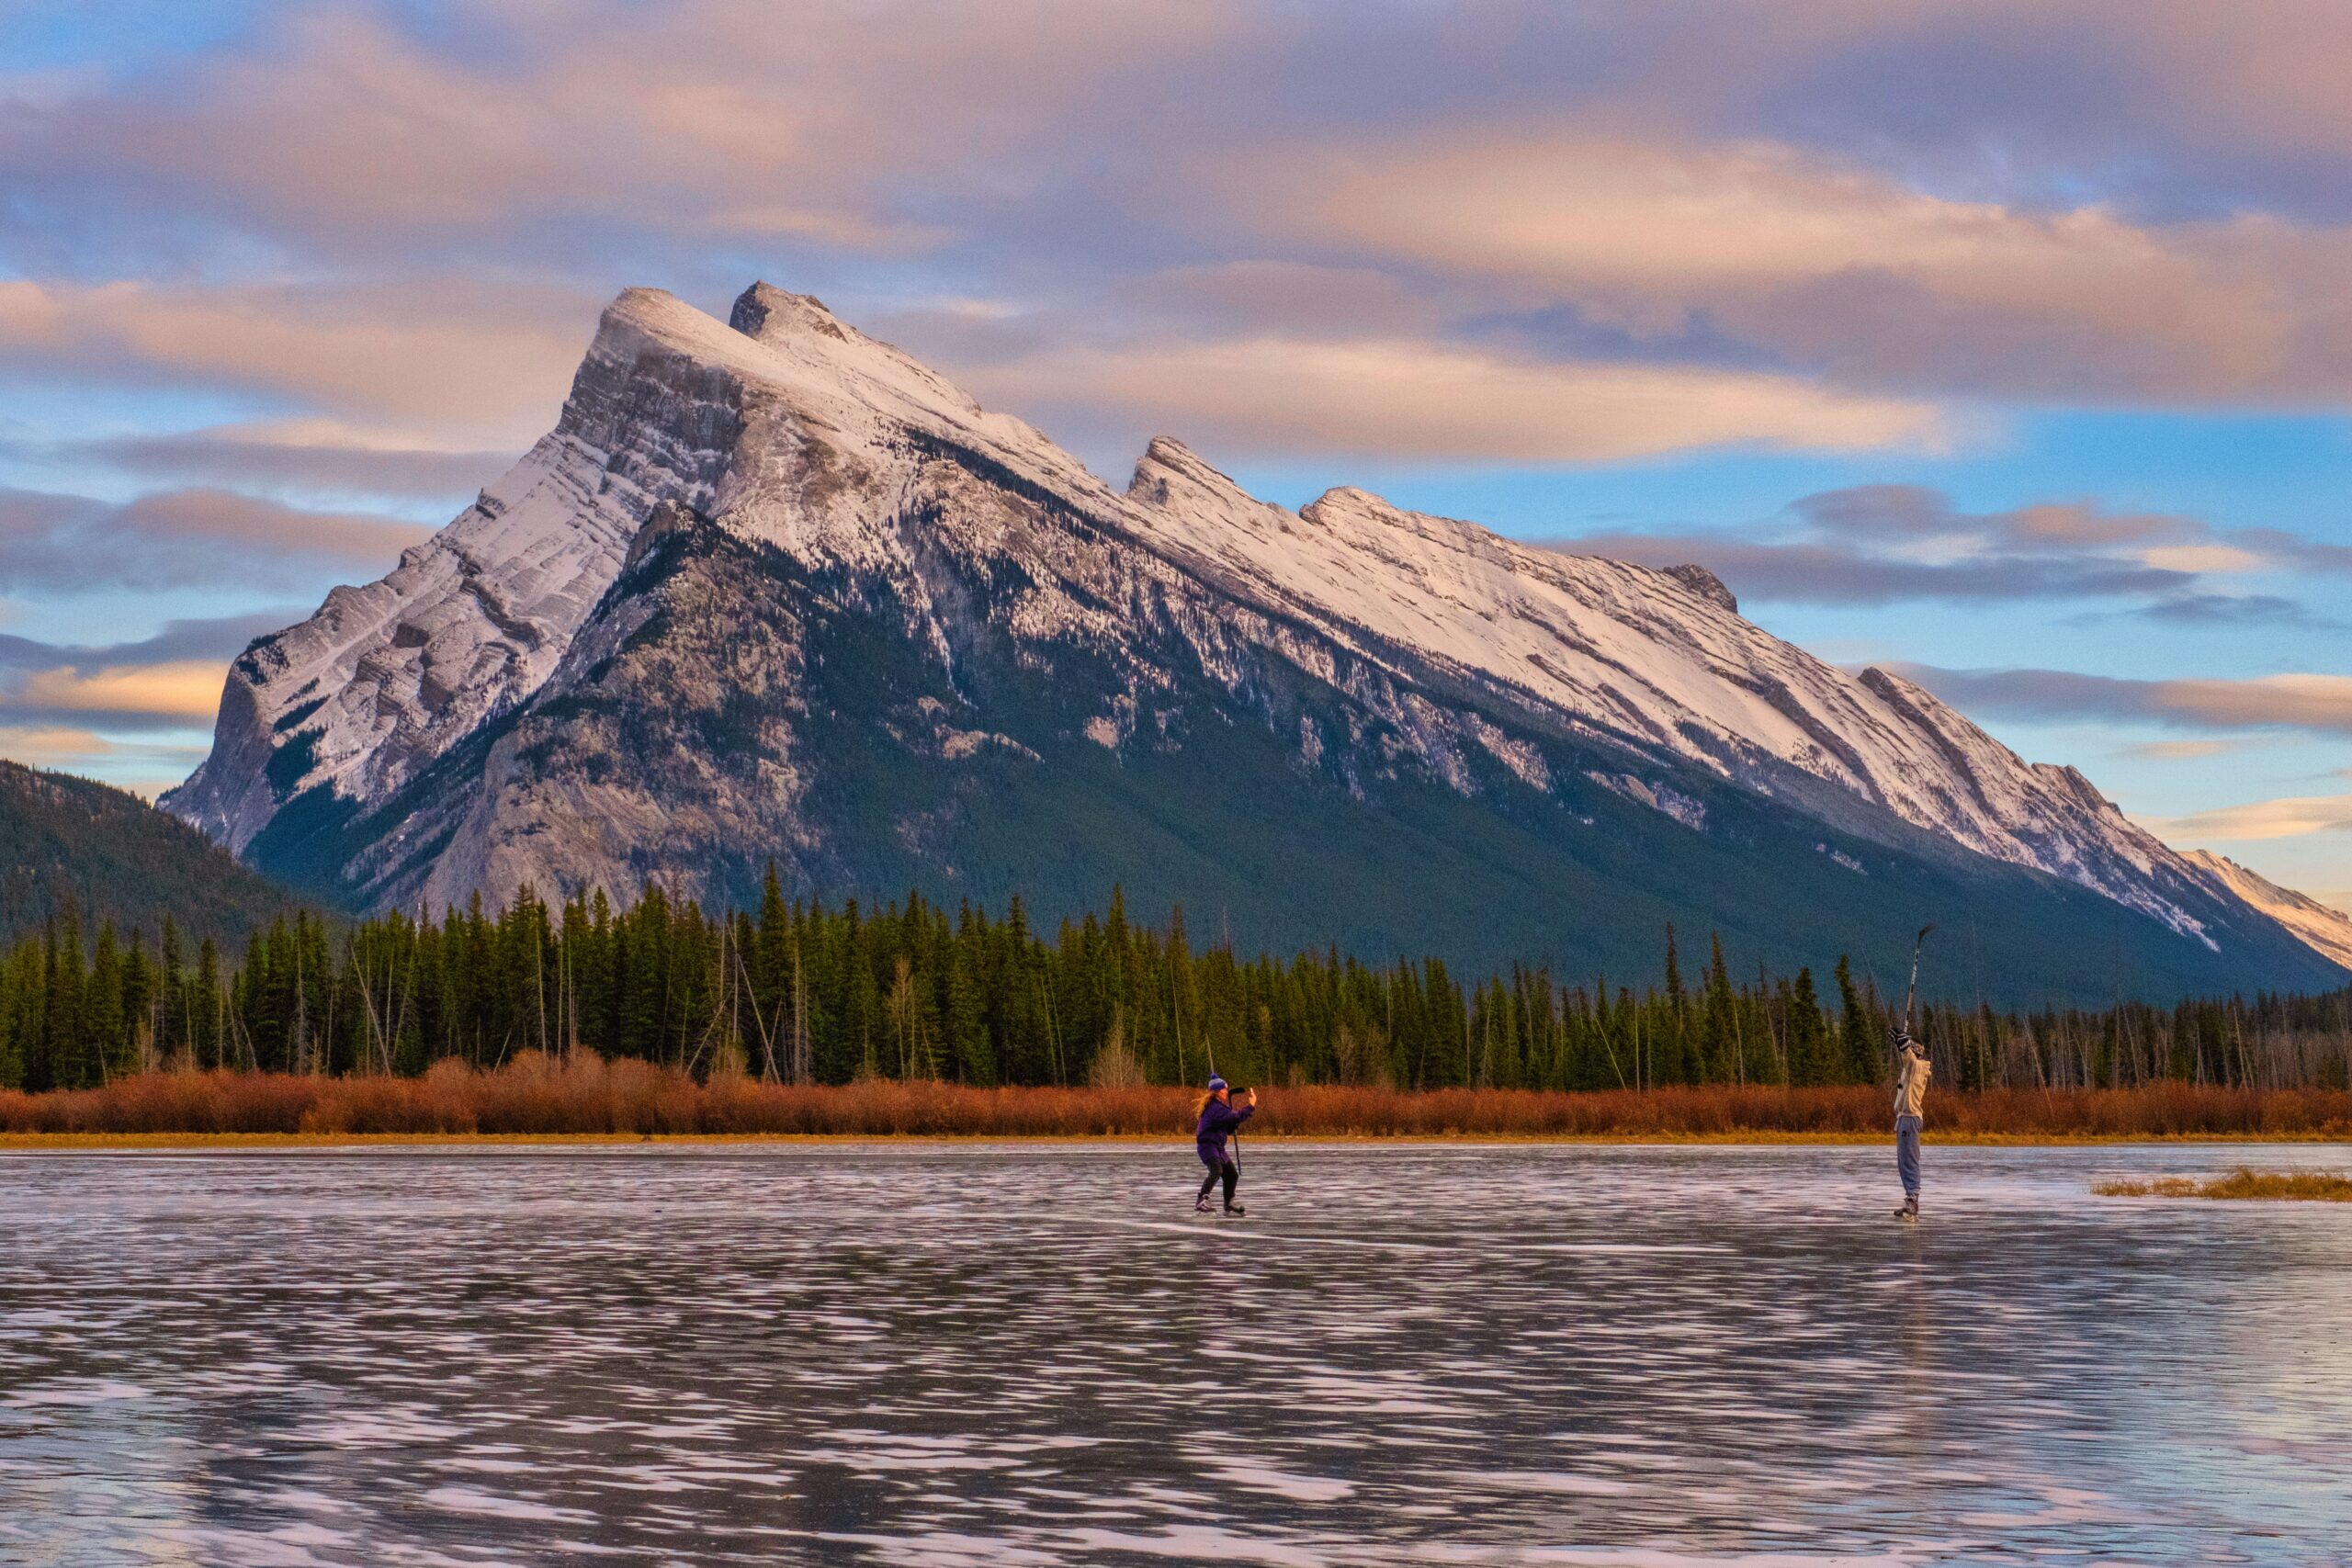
left=2182, top=851, right=2352, bottom=971
left=164, top=280, right=2340, bottom=974
left=162, top=281, right=1140, bottom=862
left=1119, top=439, right=2218, bottom=944
left=164, top=293, right=748, bottom=850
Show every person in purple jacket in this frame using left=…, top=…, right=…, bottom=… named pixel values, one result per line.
left=1193, top=1075, right=1258, bottom=1215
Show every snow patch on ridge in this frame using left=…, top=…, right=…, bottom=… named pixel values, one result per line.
left=1589, top=772, right=1708, bottom=831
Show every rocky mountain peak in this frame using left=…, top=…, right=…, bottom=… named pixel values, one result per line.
left=1663, top=563, right=1738, bottom=615
left=1127, top=435, right=1251, bottom=510
left=1301, top=485, right=1387, bottom=523
left=729, top=281, right=850, bottom=343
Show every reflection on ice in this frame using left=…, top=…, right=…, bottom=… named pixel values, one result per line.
left=1, top=1142, right=2347, bottom=1565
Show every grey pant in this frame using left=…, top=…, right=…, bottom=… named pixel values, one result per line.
left=1894, top=1113, right=1922, bottom=1198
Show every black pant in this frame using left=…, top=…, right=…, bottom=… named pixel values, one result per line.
left=1197, top=1156, right=1238, bottom=1208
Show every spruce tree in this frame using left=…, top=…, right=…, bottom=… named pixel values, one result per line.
left=85, top=922, right=123, bottom=1084
left=1787, top=966, right=1830, bottom=1086
left=1835, top=955, right=1878, bottom=1083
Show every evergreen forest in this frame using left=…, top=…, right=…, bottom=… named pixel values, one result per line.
left=5, top=874, right=2347, bottom=1096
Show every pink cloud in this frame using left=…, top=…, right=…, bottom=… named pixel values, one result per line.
left=2146, top=793, right=2352, bottom=842
left=1217, top=130, right=2352, bottom=403
left=1894, top=666, right=2352, bottom=737
left=976, top=333, right=1943, bottom=463
left=0, top=278, right=597, bottom=446
left=8, top=2, right=2352, bottom=471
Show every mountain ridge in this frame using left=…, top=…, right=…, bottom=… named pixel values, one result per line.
left=2181, top=850, right=2352, bottom=972
left=161, top=281, right=2347, bottom=1000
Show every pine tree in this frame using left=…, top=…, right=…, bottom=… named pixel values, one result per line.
left=946, top=935, right=990, bottom=1085
left=39, top=906, right=84, bottom=1091
left=1835, top=955, right=1878, bottom=1083
left=86, top=922, right=123, bottom=1083
left=1700, top=932, right=1736, bottom=1083
left=194, top=936, right=223, bottom=1069
left=1787, top=966, right=1831, bottom=1086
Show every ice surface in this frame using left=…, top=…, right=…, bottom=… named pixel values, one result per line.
left=2, top=1143, right=2348, bottom=1565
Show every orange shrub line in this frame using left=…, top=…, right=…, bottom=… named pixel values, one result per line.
left=2, top=1056, right=2350, bottom=1138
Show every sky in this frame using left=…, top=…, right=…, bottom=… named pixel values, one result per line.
left=0, top=0, right=2346, bottom=908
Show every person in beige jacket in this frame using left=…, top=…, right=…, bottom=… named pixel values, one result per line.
left=1892, top=1031, right=1930, bottom=1219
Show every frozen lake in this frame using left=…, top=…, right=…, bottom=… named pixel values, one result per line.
left=2, top=1142, right=2347, bottom=1565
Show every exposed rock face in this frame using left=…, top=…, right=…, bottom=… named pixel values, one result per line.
left=163, top=282, right=2346, bottom=996
left=1663, top=564, right=1737, bottom=615
left=166, top=289, right=743, bottom=852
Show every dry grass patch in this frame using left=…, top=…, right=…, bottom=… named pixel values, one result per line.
left=2094, top=1168, right=2352, bottom=1201
left=5, top=1064, right=2352, bottom=1142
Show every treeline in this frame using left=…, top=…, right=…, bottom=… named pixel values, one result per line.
left=4, top=875, right=2349, bottom=1094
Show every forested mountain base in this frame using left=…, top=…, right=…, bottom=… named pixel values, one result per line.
left=4, top=877, right=2347, bottom=1098
left=0, top=761, right=300, bottom=946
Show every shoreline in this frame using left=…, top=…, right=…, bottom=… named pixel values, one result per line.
left=6, top=1130, right=2351, bottom=1152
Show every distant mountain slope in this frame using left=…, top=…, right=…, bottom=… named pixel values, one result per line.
left=2183, top=851, right=2352, bottom=973
left=1, top=761, right=302, bottom=945
left=163, top=282, right=2348, bottom=1003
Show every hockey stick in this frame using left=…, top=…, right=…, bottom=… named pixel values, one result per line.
left=1899, top=924, right=1935, bottom=1042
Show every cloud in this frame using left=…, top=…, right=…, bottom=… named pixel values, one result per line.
left=2121, top=739, right=2237, bottom=761
left=1789, top=486, right=2207, bottom=553
left=1541, top=481, right=2343, bottom=608
left=0, top=725, right=119, bottom=767
left=2143, top=793, right=2352, bottom=841
left=1546, top=479, right=2352, bottom=612
left=2129, top=593, right=2334, bottom=627
left=1894, top=665, right=2352, bottom=738
left=1220, top=129, right=2352, bottom=404
left=0, top=610, right=303, bottom=672
left=2243, top=527, right=2352, bottom=577
left=0, top=277, right=597, bottom=447
left=7, top=0, right=2352, bottom=467
left=0, top=484, right=429, bottom=592
left=0, top=725, right=209, bottom=795
left=0, top=2, right=1221, bottom=272
left=1711, top=2, right=2352, bottom=224
left=15, top=424, right=510, bottom=505
left=1557, top=531, right=2188, bottom=605
left=976, top=334, right=1943, bottom=463
left=11, top=661, right=223, bottom=722
left=0, top=611, right=295, bottom=737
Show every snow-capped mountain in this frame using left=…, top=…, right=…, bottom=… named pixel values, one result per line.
left=164, top=283, right=2346, bottom=999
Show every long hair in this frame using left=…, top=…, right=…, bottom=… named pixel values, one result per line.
left=1193, top=1088, right=1224, bottom=1120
